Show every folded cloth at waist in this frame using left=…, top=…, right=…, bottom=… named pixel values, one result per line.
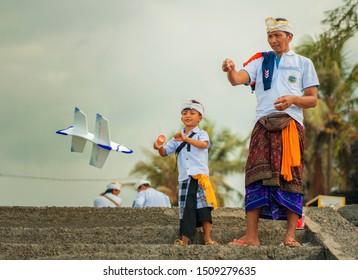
left=245, top=119, right=304, bottom=194
left=192, top=174, right=218, bottom=210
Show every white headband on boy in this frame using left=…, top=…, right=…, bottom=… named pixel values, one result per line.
left=181, top=100, right=204, bottom=116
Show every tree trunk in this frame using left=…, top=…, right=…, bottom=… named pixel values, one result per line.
left=326, top=133, right=333, bottom=194
left=314, top=154, right=325, bottom=197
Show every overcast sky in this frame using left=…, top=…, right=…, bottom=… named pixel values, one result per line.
left=0, top=0, right=357, bottom=207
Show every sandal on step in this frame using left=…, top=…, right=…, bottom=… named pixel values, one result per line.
left=228, top=239, right=248, bottom=246
left=174, top=239, right=187, bottom=246
left=205, top=240, right=218, bottom=245
left=284, top=239, right=301, bottom=247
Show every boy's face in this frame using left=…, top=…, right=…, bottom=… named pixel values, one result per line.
left=181, top=109, right=202, bottom=127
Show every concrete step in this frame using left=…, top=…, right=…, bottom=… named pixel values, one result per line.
left=1, top=206, right=356, bottom=260
left=0, top=207, right=179, bottom=228
left=0, top=225, right=310, bottom=246
left=0, top=207, right=253, bottom=228
left=0, top=206, right=303, bottom=230
left=0, top=243, right=326, bottom=260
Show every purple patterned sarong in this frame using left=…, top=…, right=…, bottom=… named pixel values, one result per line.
left=245, top=180, right=303, bottom=220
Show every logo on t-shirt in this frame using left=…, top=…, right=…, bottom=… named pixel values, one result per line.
left=287, top=75, right=297, bottom=84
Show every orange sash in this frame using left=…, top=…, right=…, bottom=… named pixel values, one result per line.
left=281, top=120, right=301, bottom=181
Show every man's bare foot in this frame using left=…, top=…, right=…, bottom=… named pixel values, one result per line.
left=228, top=235, right=260, bottom=246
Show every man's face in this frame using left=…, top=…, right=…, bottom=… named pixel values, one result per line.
left=267, top=31, right=292, bottom=54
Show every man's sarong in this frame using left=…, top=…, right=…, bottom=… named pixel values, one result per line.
left=244, top=120, right=304, bottom=219
left=245, top=120, right=305, bottom=194
left=245, top=180, right=303, bottom=219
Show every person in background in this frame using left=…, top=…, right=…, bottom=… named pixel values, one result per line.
left=94, top=182, right=122, bottom=208
left=133, top=180, right=171, bottom=208
left=222, top=17, right=319, bottom=247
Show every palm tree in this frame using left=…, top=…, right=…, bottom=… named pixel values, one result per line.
left=295, top=0, right=358, bottom=199
left=201, top=119, right=248, bottom=206
left=130, top=118, right=247, bottom=206
left=130, top=148, right=179, bottom=205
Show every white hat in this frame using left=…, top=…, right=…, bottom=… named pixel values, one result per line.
left=106, top=182, right=121, bottom=191
left=181, top=100, right=205, bottom=116
left=135, top=180, right=151, bottom=189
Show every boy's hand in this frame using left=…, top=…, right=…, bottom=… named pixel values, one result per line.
left=154, top=142, right=167, bottom=157
left=174, top=132, right=187, bottom=142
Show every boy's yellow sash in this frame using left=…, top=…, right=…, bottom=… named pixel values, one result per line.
left=192, top=174, right=218, bottom=209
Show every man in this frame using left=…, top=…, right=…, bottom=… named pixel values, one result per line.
left=222, top=17, right=319, bottom=247
left=133, top=180, right=171, bottom=208
left=94, top=182, right=122, bottom=208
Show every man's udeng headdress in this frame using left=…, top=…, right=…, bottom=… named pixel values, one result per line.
left=265, top=17, right=293, bottom=34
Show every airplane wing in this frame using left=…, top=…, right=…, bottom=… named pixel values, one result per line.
left=90, top=143, right=110, bottom=168
left=93, top=113, right=111, bottom=148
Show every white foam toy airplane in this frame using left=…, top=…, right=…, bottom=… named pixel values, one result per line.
left=56, top=107, right=133, bottom=168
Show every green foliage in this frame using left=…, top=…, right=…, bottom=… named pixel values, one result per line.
left=297, top=0, right=358, bottom=197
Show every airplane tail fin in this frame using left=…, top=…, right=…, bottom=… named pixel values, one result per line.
left=71, top=107, right=89, bottom=152
left=71, top=136, right=87, bottom=153
left=90, top=114, right=111, bottom=168
left=93, top=113, right=111, bottom=148
left=90, top=144, right=110, bottom=168
left=73, top=107, right=89, bottom=135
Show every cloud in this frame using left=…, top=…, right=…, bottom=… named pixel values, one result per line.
left=0, top=0, right=356, bottom=206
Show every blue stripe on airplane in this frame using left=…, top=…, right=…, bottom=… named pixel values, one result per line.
left=98, top=144, right=112, bottom=151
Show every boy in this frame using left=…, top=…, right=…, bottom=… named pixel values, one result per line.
left=154, top=100, right=217, bottom=245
